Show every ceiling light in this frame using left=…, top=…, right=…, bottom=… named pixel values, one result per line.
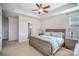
left=38, top=8, right=43, bottom=12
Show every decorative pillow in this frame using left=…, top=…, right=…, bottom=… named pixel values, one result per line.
left=51, top=32, right=64, bottom=38
left=74, top=42, right=79, bottom=56
left=44, top=32, right=51, bottom=36
left=51, top=32, right=54, bottom=36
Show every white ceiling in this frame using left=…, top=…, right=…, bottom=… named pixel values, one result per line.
left=0, top=3, right=79, bottom=19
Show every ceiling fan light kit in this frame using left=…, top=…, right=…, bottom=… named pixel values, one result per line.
left=38, top=8, right=43, bottom=12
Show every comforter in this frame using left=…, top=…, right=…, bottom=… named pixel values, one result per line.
left=34, top=35, right=64, bottom=54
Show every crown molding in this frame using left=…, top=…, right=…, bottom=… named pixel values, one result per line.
left=14, top=8, right=40, bottom=19
left=41, top=6, right=79, bottom=19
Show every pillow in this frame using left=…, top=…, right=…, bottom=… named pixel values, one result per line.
left=74, top=42, right=79, bottom=56
left=51, top=32, right=54, bottom=36
left=44, top=32, right=51, bottom=36
left=51, top=32, right=64, bottom=38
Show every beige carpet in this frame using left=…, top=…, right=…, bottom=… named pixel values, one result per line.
left=1, top=40, right=43, bottom=56
left=55, top=47, right=73, bottom=56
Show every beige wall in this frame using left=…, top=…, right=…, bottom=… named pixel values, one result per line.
left=8, top=16, right=18, bottom=41
left=40, top=14, right=70, bottom=38
left=18, top=16, right=40, bottom=43
left=8, top=15, right=40, bottom=43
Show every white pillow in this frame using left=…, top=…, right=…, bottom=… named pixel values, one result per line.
left=51, top=32, right=64, bottom=38
left=44, top=32, right=51, bottom=36
left=74, top=42, right=79, bottom=56
left=51, top=32, right=54, bottom=36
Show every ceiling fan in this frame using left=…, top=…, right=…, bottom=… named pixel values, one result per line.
left=32, top=4, right=50, bottom=14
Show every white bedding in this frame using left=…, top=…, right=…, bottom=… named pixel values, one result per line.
left=33, top=35, right=64, bottom=54
left=74, top=42, right=79, bottom=56
left=34, top=35, right=51, bottom=42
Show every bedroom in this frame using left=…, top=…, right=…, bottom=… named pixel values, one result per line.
left=0, top=3, right=79, bottom=56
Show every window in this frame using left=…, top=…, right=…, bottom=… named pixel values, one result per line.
left=69, top=16, right=79, bottom=39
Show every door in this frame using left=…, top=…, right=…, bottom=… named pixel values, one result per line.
left=0, top=6, right=2, bottom=51
left=9, top=16, right=18, bottom=41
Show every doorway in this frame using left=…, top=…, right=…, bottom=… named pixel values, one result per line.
left=28, top=22, right=32, bottom=38
left=2, top=16, right=9, bottom=47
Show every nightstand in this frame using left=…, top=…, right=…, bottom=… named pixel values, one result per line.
left=64, top=39, right=78, bottom=50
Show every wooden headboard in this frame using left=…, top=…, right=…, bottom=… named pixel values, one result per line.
left=45, top=29, right=66, bottom=40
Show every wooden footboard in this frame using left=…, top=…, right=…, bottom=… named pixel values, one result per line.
left=29, top=36, right=53, bottom=56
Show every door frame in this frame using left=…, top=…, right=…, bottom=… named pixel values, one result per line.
left=0, top=6, right=2, bottom=52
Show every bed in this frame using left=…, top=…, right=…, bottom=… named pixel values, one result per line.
left=29, top=29, right=65, bottom=56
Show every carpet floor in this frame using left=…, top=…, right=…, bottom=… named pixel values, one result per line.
left=1, top=40, right=43, bottom=56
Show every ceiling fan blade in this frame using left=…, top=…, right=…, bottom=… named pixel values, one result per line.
left=36, top=4, right=40, bottom=8
left=43, top=10, right=48, bottom=13
left=40, top=4, right=42, bottom=8
left=43, top=5, right=50, bottom=9
left=32, top=9, right=38, bottom=11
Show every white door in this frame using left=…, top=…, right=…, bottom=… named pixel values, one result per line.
left=9, top=17, right=18, bottom=41
left=0, top=6, right=2, bottom=51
